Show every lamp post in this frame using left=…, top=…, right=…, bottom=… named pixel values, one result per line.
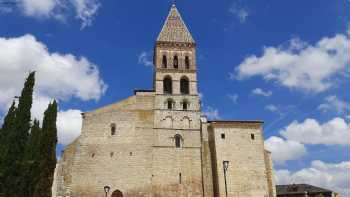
left=104, top=186, right=110, bottom=197
left=223, top=161, right=229, bottom=197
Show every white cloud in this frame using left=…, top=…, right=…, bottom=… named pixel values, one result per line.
left=0, top=34, right=106, bottom=105
left=318, top=95, right=350, bottom=114
left=252, top=88, right=272, bottom=97
left=229, top=3, right=249, bottom=24
left=281, top=117, right=350, bottom=145
left=203, top=106, right=221, bottom=120
left=265, top=104, right=279, bottom=113
left=17, top=0, right=100, bottom=28
left=31, top=95, right=82, bottom=145
left=20, top=0, right=57, bottom=17
left=72, top=0, right=100, bottom=29
left=57, top=109, right=82, bottom=145
left=265, top=136, right=307, bottom=164
left=275, top=160, right=350, bottom=196
left=138, top=51, right=153, bottom=67
left=0, top=34, right=106, bottom=145
left=235, top=31, right=350, bottom=93
left=30, top=95, right=82, bottom=145
left=31, top=94, right=53, bottom=121
left=228, top=94, right=239, bottom=104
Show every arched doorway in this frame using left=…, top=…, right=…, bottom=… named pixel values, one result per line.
left=111, top=190, right=123, bottom=197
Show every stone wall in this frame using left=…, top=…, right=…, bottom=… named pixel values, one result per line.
left=208, top=121, right=272, bottom=197
left=55, top=93, right=155, bottom=197
left=200, top=117, right=215, bottom=197
left=264, top=150, right=276, bottom=197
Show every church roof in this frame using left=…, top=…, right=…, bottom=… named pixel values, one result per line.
left=157, top=4, right=195, bottom=44
left=276, top=184, right=333, bottom=195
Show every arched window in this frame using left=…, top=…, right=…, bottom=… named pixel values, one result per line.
left=162, top=55, right=167, bottom=68
left=180, top=76, right=189, bottom=95
left=175, top=134, right=182, bottom=148
left=167, top=99, right=174, bottom=109
left=163, top=76, right=172, bottom=94
left=173, top=55, right=179, bottom=69
left=111, top=123, right=116, bottom=135
left=185, top=56, right=190, bottom=69
left=182, top=100, right=188, bottom=110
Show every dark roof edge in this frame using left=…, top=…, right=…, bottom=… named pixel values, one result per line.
left=276, top=184, right=334, bottom=193
left=134, top=89, right=155, bottom=94
left=208, top=120, right=264, bottom=124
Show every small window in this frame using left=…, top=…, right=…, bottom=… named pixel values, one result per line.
left=179, top=173, right=182, bottom=184
left=251, top=134, right=255, bottom=140
left=111, top=123, right=116, bottom=135
left=182, top=100, right=188, bottom=110
left=185, top=56, right=190, bottom=69
left=162, top=55, right=167, bottom=68
left=173, top=55, right=179, bottom=69
left=221, top=133, right=225, bottom=139
left=167, top=99, right=173, bottom=109
left=175, top=134, right=182, bottom=148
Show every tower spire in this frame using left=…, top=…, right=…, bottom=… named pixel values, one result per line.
left=157, top=5, right=195, bottom=44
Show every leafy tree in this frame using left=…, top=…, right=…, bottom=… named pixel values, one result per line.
left=316, top=194, right=325, bottom=197
left=33, top=101, right=58, bottom=197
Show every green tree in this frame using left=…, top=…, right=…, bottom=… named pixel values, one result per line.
left=0, top=72, right=59, bottom=197
left=316, top=194, right=325, bottom=197
left=0, top=101, right=17, bottom=159
left=12, top=72, right=35, bottom=196
left=33, top=101, right=58, bottom=197
left=20, top=119, right=42, bottom=196
left=1, top=71, right=35, bottom=196
left=0, top=101, right=17, bottom=197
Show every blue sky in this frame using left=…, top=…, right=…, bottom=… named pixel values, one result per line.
left=1, top=0, right=350, bottom=195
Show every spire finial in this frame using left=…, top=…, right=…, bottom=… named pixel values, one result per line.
left=157, top=3, right=195, bottom=44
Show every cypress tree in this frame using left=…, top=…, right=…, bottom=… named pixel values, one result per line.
left=0, top=101, right=17, bottom=197
left=33, top=101, right=58, bottom=197
left=20, top=119, right=42, bottom=196
left=1, top=72, right=35, bottom=197
left=0, top=101, right=17, bottom=160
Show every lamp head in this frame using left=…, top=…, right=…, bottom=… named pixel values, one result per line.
left=223, top=160, right=229, bottom=171
left=104, top=186, right=110, bottom=193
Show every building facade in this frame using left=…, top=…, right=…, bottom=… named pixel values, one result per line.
left=53, top=5, right=276, bottom=197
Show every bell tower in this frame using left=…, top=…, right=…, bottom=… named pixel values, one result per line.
left=151, top=5, right=203, bottom=196
left=154, top=4, right=199, bottom=99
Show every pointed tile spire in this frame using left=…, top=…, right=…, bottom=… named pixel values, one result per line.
left=157, top=5, right=195, bottom=44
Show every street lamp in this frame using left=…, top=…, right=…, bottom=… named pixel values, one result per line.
left=104, top=186, right=110, bottom=197
left=223, top=161, right=229, bottom=197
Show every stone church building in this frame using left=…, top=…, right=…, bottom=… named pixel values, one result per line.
left=53, top=5, right=276, bottom=197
